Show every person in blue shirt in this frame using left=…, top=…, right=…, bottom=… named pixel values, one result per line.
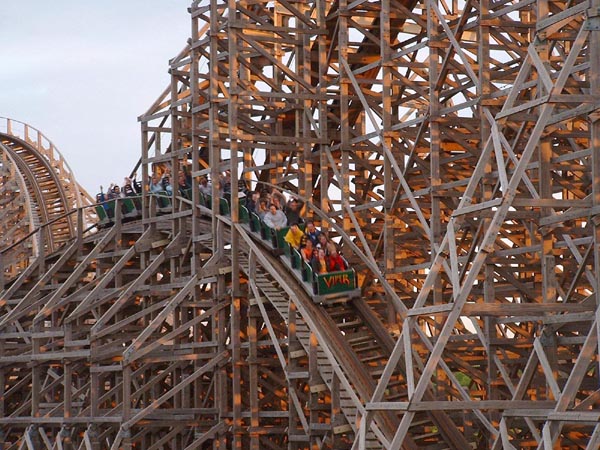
left=304, top=220, right=320, bottom=245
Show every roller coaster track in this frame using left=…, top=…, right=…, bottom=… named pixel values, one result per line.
left=237, top=248, right=386, bottom=448
left=0, top=118, right=94, bottom=259
left=0, top=195, right=468, bottom=448
left=236, top=222, right=472, bottom=449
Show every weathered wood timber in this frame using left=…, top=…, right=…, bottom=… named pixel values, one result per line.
left=2, top=0, right=600, bottom=448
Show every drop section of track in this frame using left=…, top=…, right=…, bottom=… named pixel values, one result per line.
left=237, top=250, right=386, bottom=448
left=236, top=220, right=471, bottom=449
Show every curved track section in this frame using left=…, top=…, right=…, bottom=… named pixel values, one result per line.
left=0, top=117, right=94, bottom=280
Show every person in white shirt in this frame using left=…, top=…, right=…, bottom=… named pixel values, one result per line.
left=199, top=177, right=212, bottom=196
left=263, top=203, right=287, bottom=230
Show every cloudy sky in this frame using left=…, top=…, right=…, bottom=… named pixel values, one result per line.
left=0, top=1, right=190, bottom=194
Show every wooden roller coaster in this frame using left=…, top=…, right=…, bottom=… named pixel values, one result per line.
left=0, top=117, right=95, bottom=284
left=2, top=0, right=600, bottom=448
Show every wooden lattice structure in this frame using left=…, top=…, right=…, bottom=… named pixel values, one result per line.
left=2, top=0, right=600, bottom=448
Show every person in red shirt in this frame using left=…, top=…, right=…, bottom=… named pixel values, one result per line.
left=327, top=245, right=347, bottom=272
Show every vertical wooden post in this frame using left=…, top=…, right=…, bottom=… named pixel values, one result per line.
left=590, top=0, right=600, bottom=395
left=248, top=303, right=259, bottom=450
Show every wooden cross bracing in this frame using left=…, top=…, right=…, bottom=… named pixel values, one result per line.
left=0, top=0, right=600, bottom=448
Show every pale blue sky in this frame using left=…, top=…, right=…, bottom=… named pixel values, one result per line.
left=0, top=1, right=190, bottom=194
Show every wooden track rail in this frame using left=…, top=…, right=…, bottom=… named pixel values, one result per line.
left=0, top=118, right=95, bottom=282
left=3, top=0, right=600, bottom=448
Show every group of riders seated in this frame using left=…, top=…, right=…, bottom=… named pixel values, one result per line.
left=95, top=165, right=349, bottom=276
left=95, top=176, right=142, bottom=218
left=96, top=165, right=195, bottom=217
left=284, top=221, right=348, bottom=275
left=96, top=176, right=141, bottom=201
left=244, top=188, right=348, bottom=275
left=96, top=164, right=198, bottom=206
left=149, top=165, right=204, bottom=198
